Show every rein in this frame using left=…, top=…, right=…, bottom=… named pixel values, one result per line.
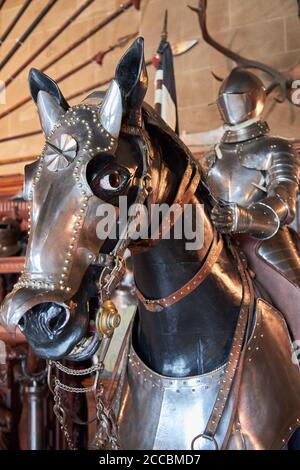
left=136, top=231, right=223, bottom=312
left=191, top=239, right=254, bottom=450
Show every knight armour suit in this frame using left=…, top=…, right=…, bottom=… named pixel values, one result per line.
left=202, top=68, right=300, bottom=341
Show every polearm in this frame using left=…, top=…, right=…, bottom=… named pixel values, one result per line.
left=0, top=32, right=138, bottom=120
left=3, top=0, right=139, bottom=89
left=0, top=75, right=119, bottom=144
left=0, top=0, right=58, bottom=71
left=0, top=39, right=198, bottom=145
left=0, top=0, right=32, bottom=46
left=0, top=155, right=36, bottom=166
left=2, top=0, right=94, bottom=85
left=40, top=1, right=137, bottom=72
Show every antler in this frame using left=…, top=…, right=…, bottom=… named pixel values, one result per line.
left=188, top=0, right=293, bottom=103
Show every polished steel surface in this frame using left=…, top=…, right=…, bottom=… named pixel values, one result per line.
left=0, top=94, right=119, bottom=331
left=222, top=120, right=269, bottom=144
left=205, top=142, right=265, bottom=206
left=118, top=346, right=227, bottom=450
left=36, top=90, right=65, bottom=137
left=99, top=80, right=122, bottom=138
left=118, top=299, right=300, bottom=450
left=258, top=226, right=300, bottom=284
left=204, top=135, right=300, bottom=241
left=44, top=133, right=77, bottom=172
left=217, top=69, right=266, bottom=126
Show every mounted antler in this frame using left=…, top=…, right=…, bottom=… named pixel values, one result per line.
left=188, top=0, right=295, bottom=104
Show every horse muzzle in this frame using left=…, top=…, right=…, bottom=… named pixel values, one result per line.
left=0, top=285, right=98, bottom=360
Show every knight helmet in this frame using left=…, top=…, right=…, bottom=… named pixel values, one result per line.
left=217, top=68, right=266, bottom=126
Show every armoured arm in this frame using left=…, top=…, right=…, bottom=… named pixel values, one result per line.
left=212, top=144, right=300, bottom=240
left=242, top=148, right=300, bottom=239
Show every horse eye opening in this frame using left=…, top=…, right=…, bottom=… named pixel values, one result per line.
left=109, top=172, right=121, bottom=188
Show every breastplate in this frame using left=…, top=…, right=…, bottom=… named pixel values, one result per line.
left=117, top=300, right=300, bottom=450
left=118, top=346, right=227, bottom=450
left=205, top=143, right=266, bottom=206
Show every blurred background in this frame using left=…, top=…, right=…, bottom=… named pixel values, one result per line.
left=1, top=0, right=300, bottom=176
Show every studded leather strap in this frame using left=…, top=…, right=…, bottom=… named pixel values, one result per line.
left=191, top=239, right=254, bottom=450
left=136, top=231, right=223, bottom=312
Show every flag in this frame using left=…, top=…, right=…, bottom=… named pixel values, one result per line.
left=154, top=11, right=179, bottom=135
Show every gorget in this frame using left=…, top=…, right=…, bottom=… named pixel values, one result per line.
left=221, top=120, right=269, bottom=144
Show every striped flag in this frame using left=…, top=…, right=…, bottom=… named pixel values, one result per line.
left=154, top=11, right=179, bottom=135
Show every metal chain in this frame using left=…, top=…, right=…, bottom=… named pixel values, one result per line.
left=49, top=359, right=119, bottom=449
left=92, top=388, right=120, bottom=450
left=49, top=360, right=103, bottom=376
left=53, top=379, right=97, bottom=394
left=53, top=380, right=77, bottom=450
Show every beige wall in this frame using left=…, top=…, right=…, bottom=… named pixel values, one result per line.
left=0, top=0, right=300, bottom=177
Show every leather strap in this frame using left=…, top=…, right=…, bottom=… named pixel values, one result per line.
left=151, top=164, right=201, bottom=242
left=191, top=239, right=254, bottom=450
left=136, top=231, right=223, bottom=312
left=130, top=162, right=201, bottom=254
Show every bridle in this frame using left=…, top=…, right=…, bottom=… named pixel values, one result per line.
left=47, top=122, right=155, bottom=450
left=95, top=122, right=154, bottom=300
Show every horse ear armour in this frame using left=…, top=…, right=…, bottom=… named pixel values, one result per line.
left=28, top=68, right=69, bottom=137
left=99, top=80, right=123, bottom=139
left=115, top=36, right=148, bottom=126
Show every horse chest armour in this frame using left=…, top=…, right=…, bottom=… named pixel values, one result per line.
left=117, top=300, right=300, bottom=450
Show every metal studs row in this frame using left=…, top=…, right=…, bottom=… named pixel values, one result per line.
left=128, top=352, right=226, bottom=391
left=63, top=104, right=116, bottom=156
left=282, top=418, right=300, bottom=443
left=14, top=278, right=60, bottom=291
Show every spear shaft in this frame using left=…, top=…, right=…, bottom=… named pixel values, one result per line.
left=0, top=33, right=137, bottom=120
left=0, top=0, right=58, bottom=71
left=3, top=0, right=95, bottom=88
left=0, top=0, right=32, bottom=46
